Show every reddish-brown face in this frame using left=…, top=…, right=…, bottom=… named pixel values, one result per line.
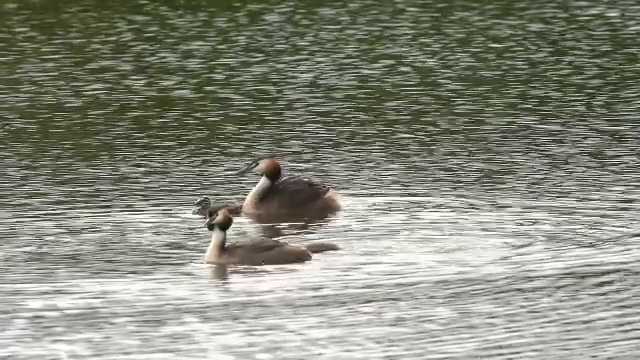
left=236, top=156, right=282, bottom=181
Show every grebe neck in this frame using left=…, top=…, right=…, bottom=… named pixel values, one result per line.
left=246, top=175, right=272, bottom=203
left=205, top=228, right=227, bottom=263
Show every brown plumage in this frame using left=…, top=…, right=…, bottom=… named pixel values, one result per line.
left=203, top=208, right=341, bottom=265
left=236, top=156, right=342, bottom=224
left=204, top=208, right=313, bottom=266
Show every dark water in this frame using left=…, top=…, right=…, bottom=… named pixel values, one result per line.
left=1, top=0, right=640, bottom=358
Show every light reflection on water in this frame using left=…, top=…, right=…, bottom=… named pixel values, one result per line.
left=1, top=0, right=640, bottom=358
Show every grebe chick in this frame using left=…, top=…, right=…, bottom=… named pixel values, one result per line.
left=235, top=156, right=341, bottom=223
left=204, top=208, right=312, bottom=266
left=192, top=196, right=242, bottom=218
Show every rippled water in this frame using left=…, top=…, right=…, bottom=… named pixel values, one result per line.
left=1, top=0, right=640, bottom=358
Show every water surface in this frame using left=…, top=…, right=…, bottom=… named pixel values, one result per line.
left=1, top=0, right=640, bottom=358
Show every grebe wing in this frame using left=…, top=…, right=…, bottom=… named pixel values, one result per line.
left=264, top=175, right=331, bottom=207
left=226, top=239, right=288, bottom=254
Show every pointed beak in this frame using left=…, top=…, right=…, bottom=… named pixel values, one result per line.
left=235, top=163, right=253, bottom=175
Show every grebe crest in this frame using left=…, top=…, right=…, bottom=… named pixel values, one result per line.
left=236, top=156, right=282, bottom=182
left=236, top=156, right=282, bottom=205
left=206, top=208, right=233, bottom=232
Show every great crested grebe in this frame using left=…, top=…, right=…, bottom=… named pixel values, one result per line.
left=203, top=208, right=340, bottom=266
left=235, top=156, right=341, bottom=223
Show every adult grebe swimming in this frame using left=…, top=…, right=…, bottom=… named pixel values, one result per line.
left=234, top=156, right=341, bottom=224
left=203, top=208, right=339, bottom=266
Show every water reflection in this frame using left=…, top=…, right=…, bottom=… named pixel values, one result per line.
left=209, top=265, right=229, bottom=283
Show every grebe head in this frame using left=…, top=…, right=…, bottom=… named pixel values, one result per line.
left=205, top=208, right=234, bottom=232
left=236, top=156, right=282, bottom=182
left=192, top=196, right=212, bottom=216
